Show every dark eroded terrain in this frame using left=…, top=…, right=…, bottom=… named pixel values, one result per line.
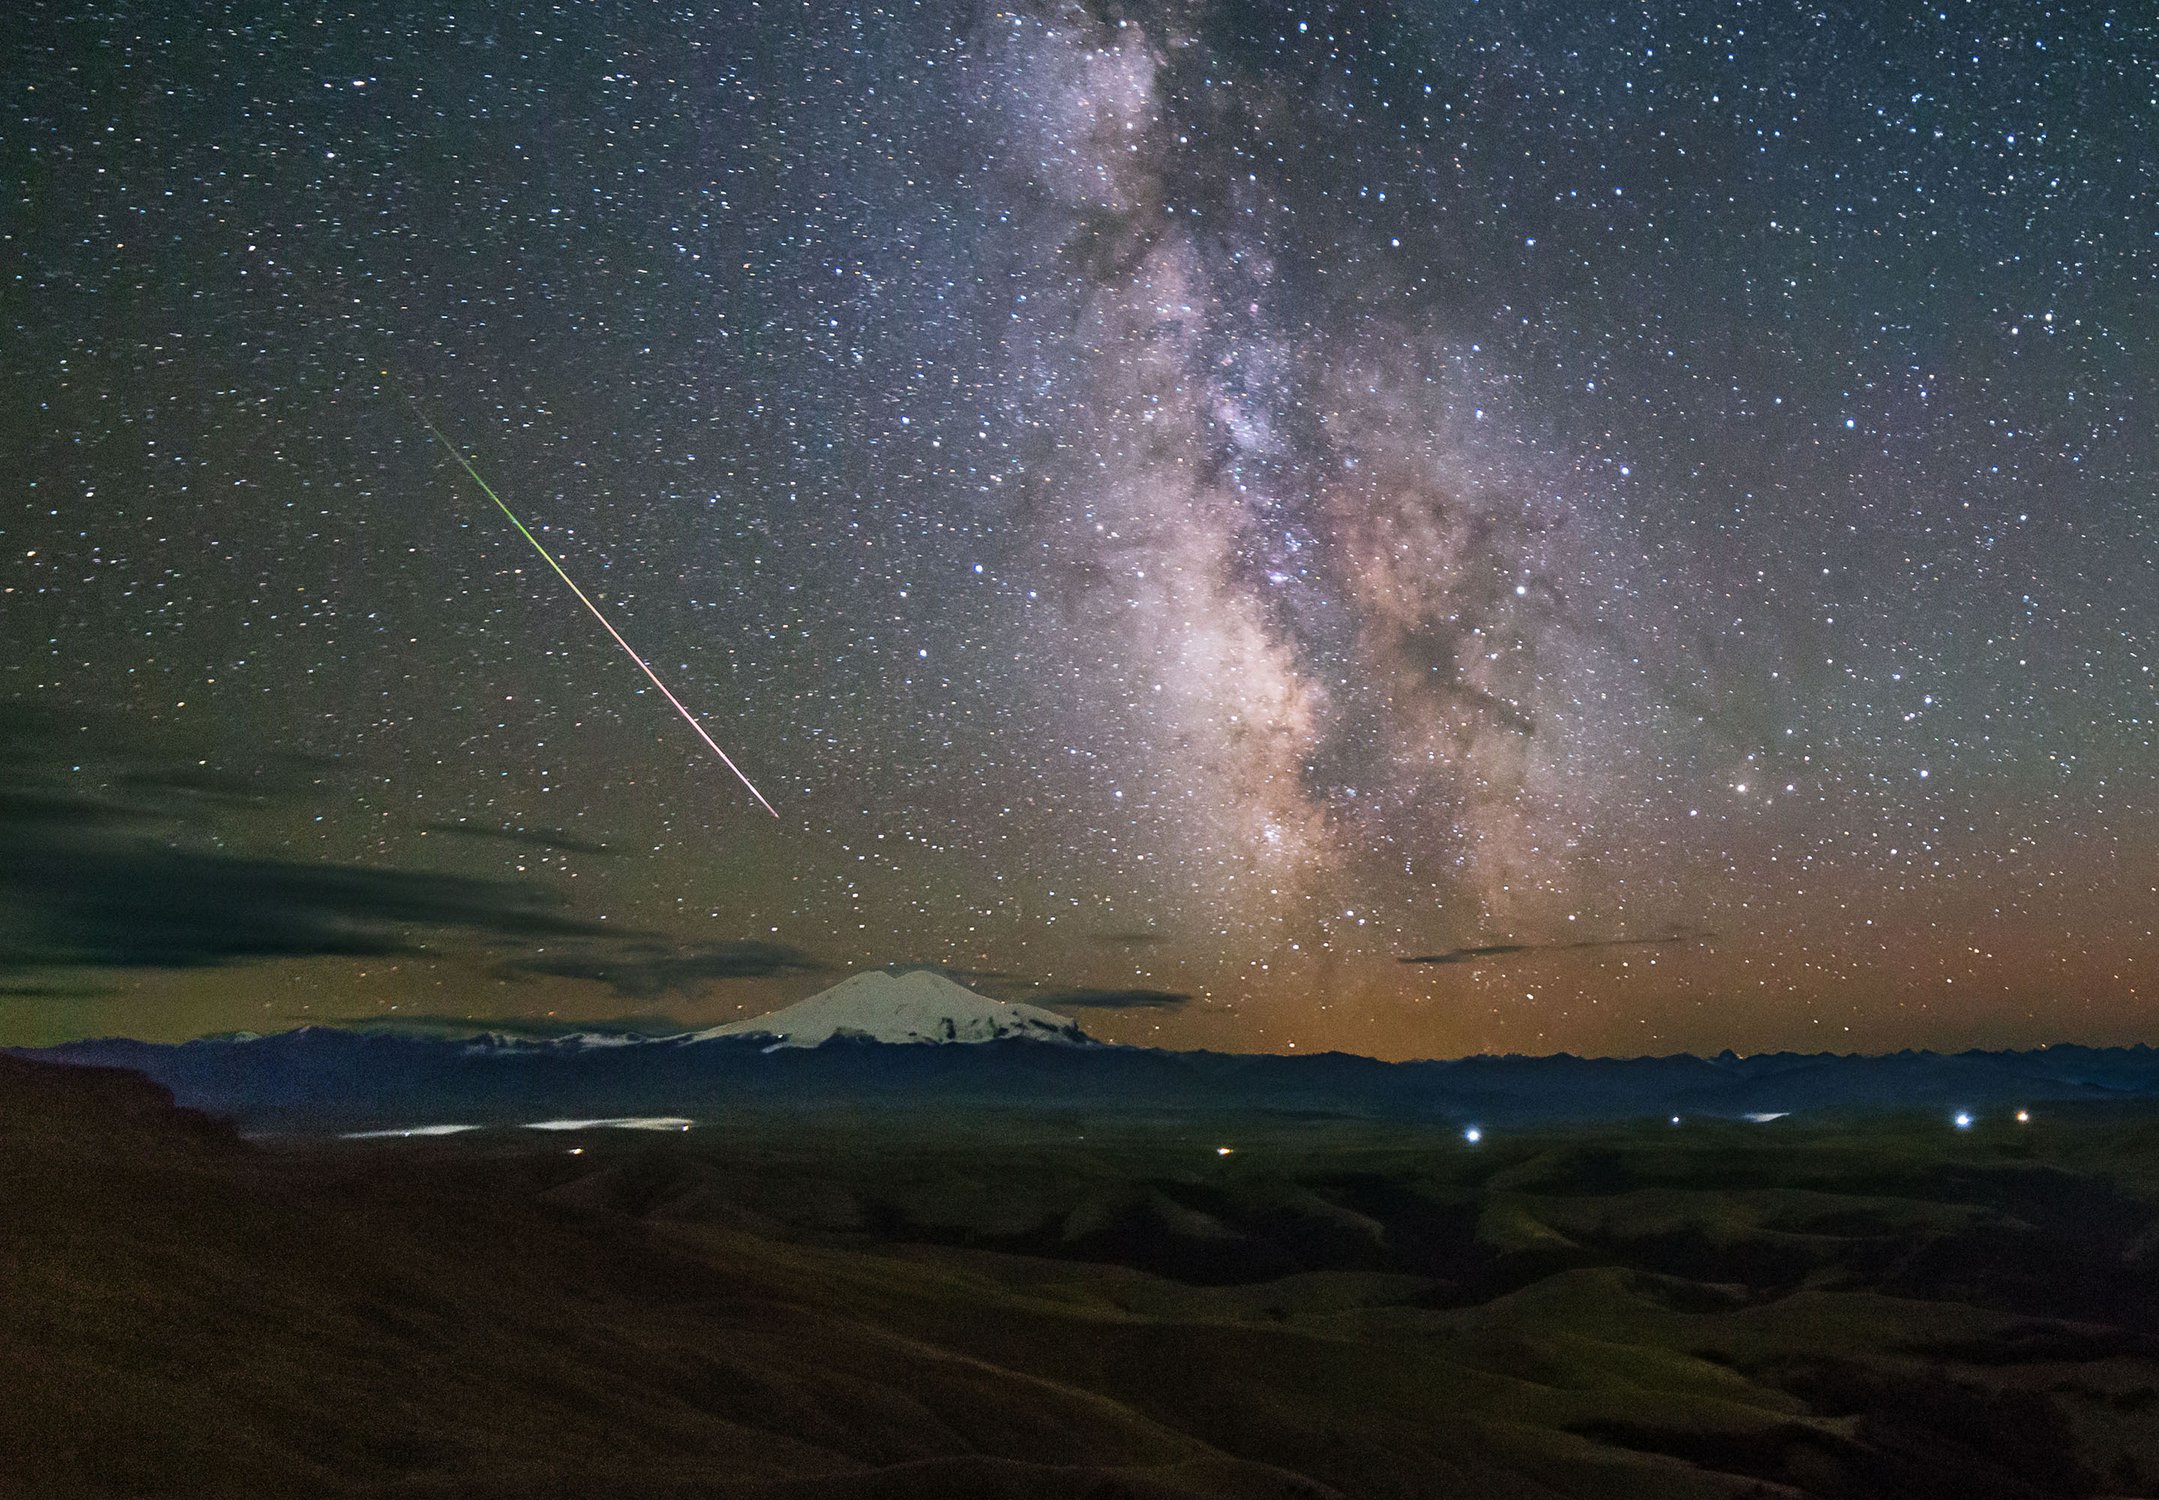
left=7, top=1056, right=2159, bottom=1498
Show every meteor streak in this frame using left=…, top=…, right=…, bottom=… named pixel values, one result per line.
left=404, top=392, right=780, bottom=818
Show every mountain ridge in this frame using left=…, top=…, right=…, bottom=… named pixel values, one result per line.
left=692, top=968, right=1091, bottom=1048
left=18, top=1022, right=2159, bottom=1135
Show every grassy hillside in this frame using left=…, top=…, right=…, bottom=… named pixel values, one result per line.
left=6, top=1058, right=2158, bottom=1498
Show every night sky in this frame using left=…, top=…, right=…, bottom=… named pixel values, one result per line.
left=4, top=0, right=2154, bottom=1057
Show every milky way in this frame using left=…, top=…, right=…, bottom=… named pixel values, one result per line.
left=962, top=3, right=1626, bottom=943
left=4, top=0, right=2154, bottom=1055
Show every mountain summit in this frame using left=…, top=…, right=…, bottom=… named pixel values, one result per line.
left=697, top=969, right=1089, bottom=1049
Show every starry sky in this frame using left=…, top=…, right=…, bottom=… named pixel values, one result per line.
left=4, top=0, right=2154, bottom=1056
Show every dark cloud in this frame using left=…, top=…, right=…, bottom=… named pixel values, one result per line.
left=878, top=962, right=1025, bottom=984
left=1399, top=943, right=1538, bottom=966
left=112, top=766, right=277, bottom=808
left=111, top=754, right=327, bottom=809
left=421, top=822, right=618, bottom=857
left=1035, top=987, right=1194, bottom=1011
left=0, top=709, right=608, bottom=978
left=498, top=941, right=826, bottom=999
left=324, top=1012, right=695, bottom=1039
left=0, top=838, right=606, bottom=975
left=1400, top=932, right=1704, bottom=966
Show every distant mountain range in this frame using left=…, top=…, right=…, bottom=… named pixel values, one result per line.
left=692, top=968, right=1089, bottom=1047
left=15, top=970, right=2159, bottom=1133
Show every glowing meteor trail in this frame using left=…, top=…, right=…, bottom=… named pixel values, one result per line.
left=403, top=393, right=780, bottom=818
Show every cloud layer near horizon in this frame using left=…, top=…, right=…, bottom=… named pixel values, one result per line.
left=1034, top=987, right=1194, bottom=1012
left=496, top=941, right=827, bottom=999
left=0, top=712, right=611, bottom=985
left=1400, top=932, right=1700, bottom=966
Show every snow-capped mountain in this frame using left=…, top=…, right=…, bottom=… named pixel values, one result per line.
left=696, top=969, right=1089, bottom=1049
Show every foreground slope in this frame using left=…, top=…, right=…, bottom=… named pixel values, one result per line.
left=8, top=1054, right=2159, bottom=1498
left=0, top=1055, right=1312, bottom=1500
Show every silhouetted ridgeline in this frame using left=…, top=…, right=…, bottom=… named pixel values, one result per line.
left=15, top=1029, right=2159, bottom=1133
